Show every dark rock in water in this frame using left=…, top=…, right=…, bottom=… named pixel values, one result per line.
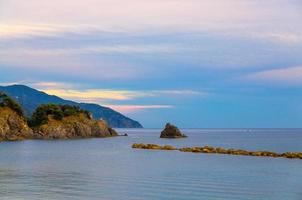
left=160, top=123, right=187, bottom=138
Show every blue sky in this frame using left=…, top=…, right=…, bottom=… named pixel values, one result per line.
left=0, top=0, right=302, bottom=128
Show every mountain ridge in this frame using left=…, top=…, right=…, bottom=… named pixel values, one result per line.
left=0, top=85, right=143, bottom=128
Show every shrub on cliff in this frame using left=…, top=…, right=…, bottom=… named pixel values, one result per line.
left=0, top=92, right=24, bottom=116
left=29, top=104, right=91, bottom=127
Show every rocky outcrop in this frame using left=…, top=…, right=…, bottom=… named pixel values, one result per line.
left=0, top=84, right=143, bottom=128
left=0, top=93, right=119, bottom=141
left=0, top=107, right=32, bottom=141
left=132, top=143, right=302, bottom=160
left=160, top=123, right=187, bottom=138
left=32, top=114, right=118, bottom=139
left=96, top=120, right=119, bottom=137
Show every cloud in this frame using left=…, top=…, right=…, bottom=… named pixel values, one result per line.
left=0, top=49, right=147, bottom=80
left=41, top=89, right=152, bottom=101
left=14, top=82, right=204, bottom=105
left=104, top=104, right=173, bottom=114
left=245, top=65, right=302, bottom=85
left=40, top=87, right=204, bottom=102
left=261, top=33, right=302, bottom=44
left=0, top=44, right=185, bottom=56
left=0, top=42, right=186, bottom=81
left=154, top=90, right=204, bottom=96
left=35, top=84, right=195, bottom=114
left=30, top=82, right=74, bottom=89
left=1, top=0, right=301, bottom=44
left=1, top=0, right=301, bottom=81
left=0, top=23, right=80, bottom=39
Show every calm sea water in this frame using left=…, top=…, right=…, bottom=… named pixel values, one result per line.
left=0, top=129, right=302, bottom=200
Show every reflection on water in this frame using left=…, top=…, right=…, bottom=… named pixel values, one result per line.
left=0, top=129, right=302, bottom=200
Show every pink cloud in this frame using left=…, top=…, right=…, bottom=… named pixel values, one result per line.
left=245, top=66, right=302, bottom=85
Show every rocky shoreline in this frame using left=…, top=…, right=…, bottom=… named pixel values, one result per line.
left=132, top=143, right=302, bottom=159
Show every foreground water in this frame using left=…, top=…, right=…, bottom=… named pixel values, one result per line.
left=0, top=129, right=302, bottom=200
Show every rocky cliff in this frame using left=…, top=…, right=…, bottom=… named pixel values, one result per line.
left=0, top=107, right=32, bottom=141
left=0, top=93, right=119, bottom=141
left=32, top=113, right=118, bottom=139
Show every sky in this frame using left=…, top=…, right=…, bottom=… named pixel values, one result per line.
left=0, top=0, right=302, bottom=128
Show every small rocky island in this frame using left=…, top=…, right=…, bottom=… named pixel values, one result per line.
left=160, top=123, right=187, bottom=138
left=0, top=92, right=119, bottom=141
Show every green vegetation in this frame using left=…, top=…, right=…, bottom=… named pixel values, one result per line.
left=29, top=104, right=91, bottom=127
left=0, top=92, right=24, bottom=116
left=0, top=93, right=91, bottom=127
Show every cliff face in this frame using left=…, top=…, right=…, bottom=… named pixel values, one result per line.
left=32, top=113, right=118, bottom=139
left=0, top=107, right=32, bottom=141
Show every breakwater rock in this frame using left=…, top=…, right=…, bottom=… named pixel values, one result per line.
left=132, top=143, right=302, bottom=159
left=132, top=143, right=177, bottom=150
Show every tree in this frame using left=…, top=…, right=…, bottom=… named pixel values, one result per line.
left=29, top=104, right=91, bottom=127
left=0, top=92, right=24, bottom=116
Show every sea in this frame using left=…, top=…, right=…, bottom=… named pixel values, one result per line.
left=0, top=129, right=301, bottom=200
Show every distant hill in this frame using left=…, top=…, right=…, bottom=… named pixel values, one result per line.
left=0, top=85, right=143, bottom=128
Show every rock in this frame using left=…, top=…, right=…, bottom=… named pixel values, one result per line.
left=133, top=143, right=302, bottom=160
left=132, top=143, right=145, bottom=148
left=160, top=123, right=187, bottom=138
left=97, top=120, right=118, bottom=137
left=0, top=107, right=32, bottom=141
left=132, top=143, right=177, bottom=151
left=32, top=114, right=118, bottom=139
left=162, top=145, right=177, bottom=150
